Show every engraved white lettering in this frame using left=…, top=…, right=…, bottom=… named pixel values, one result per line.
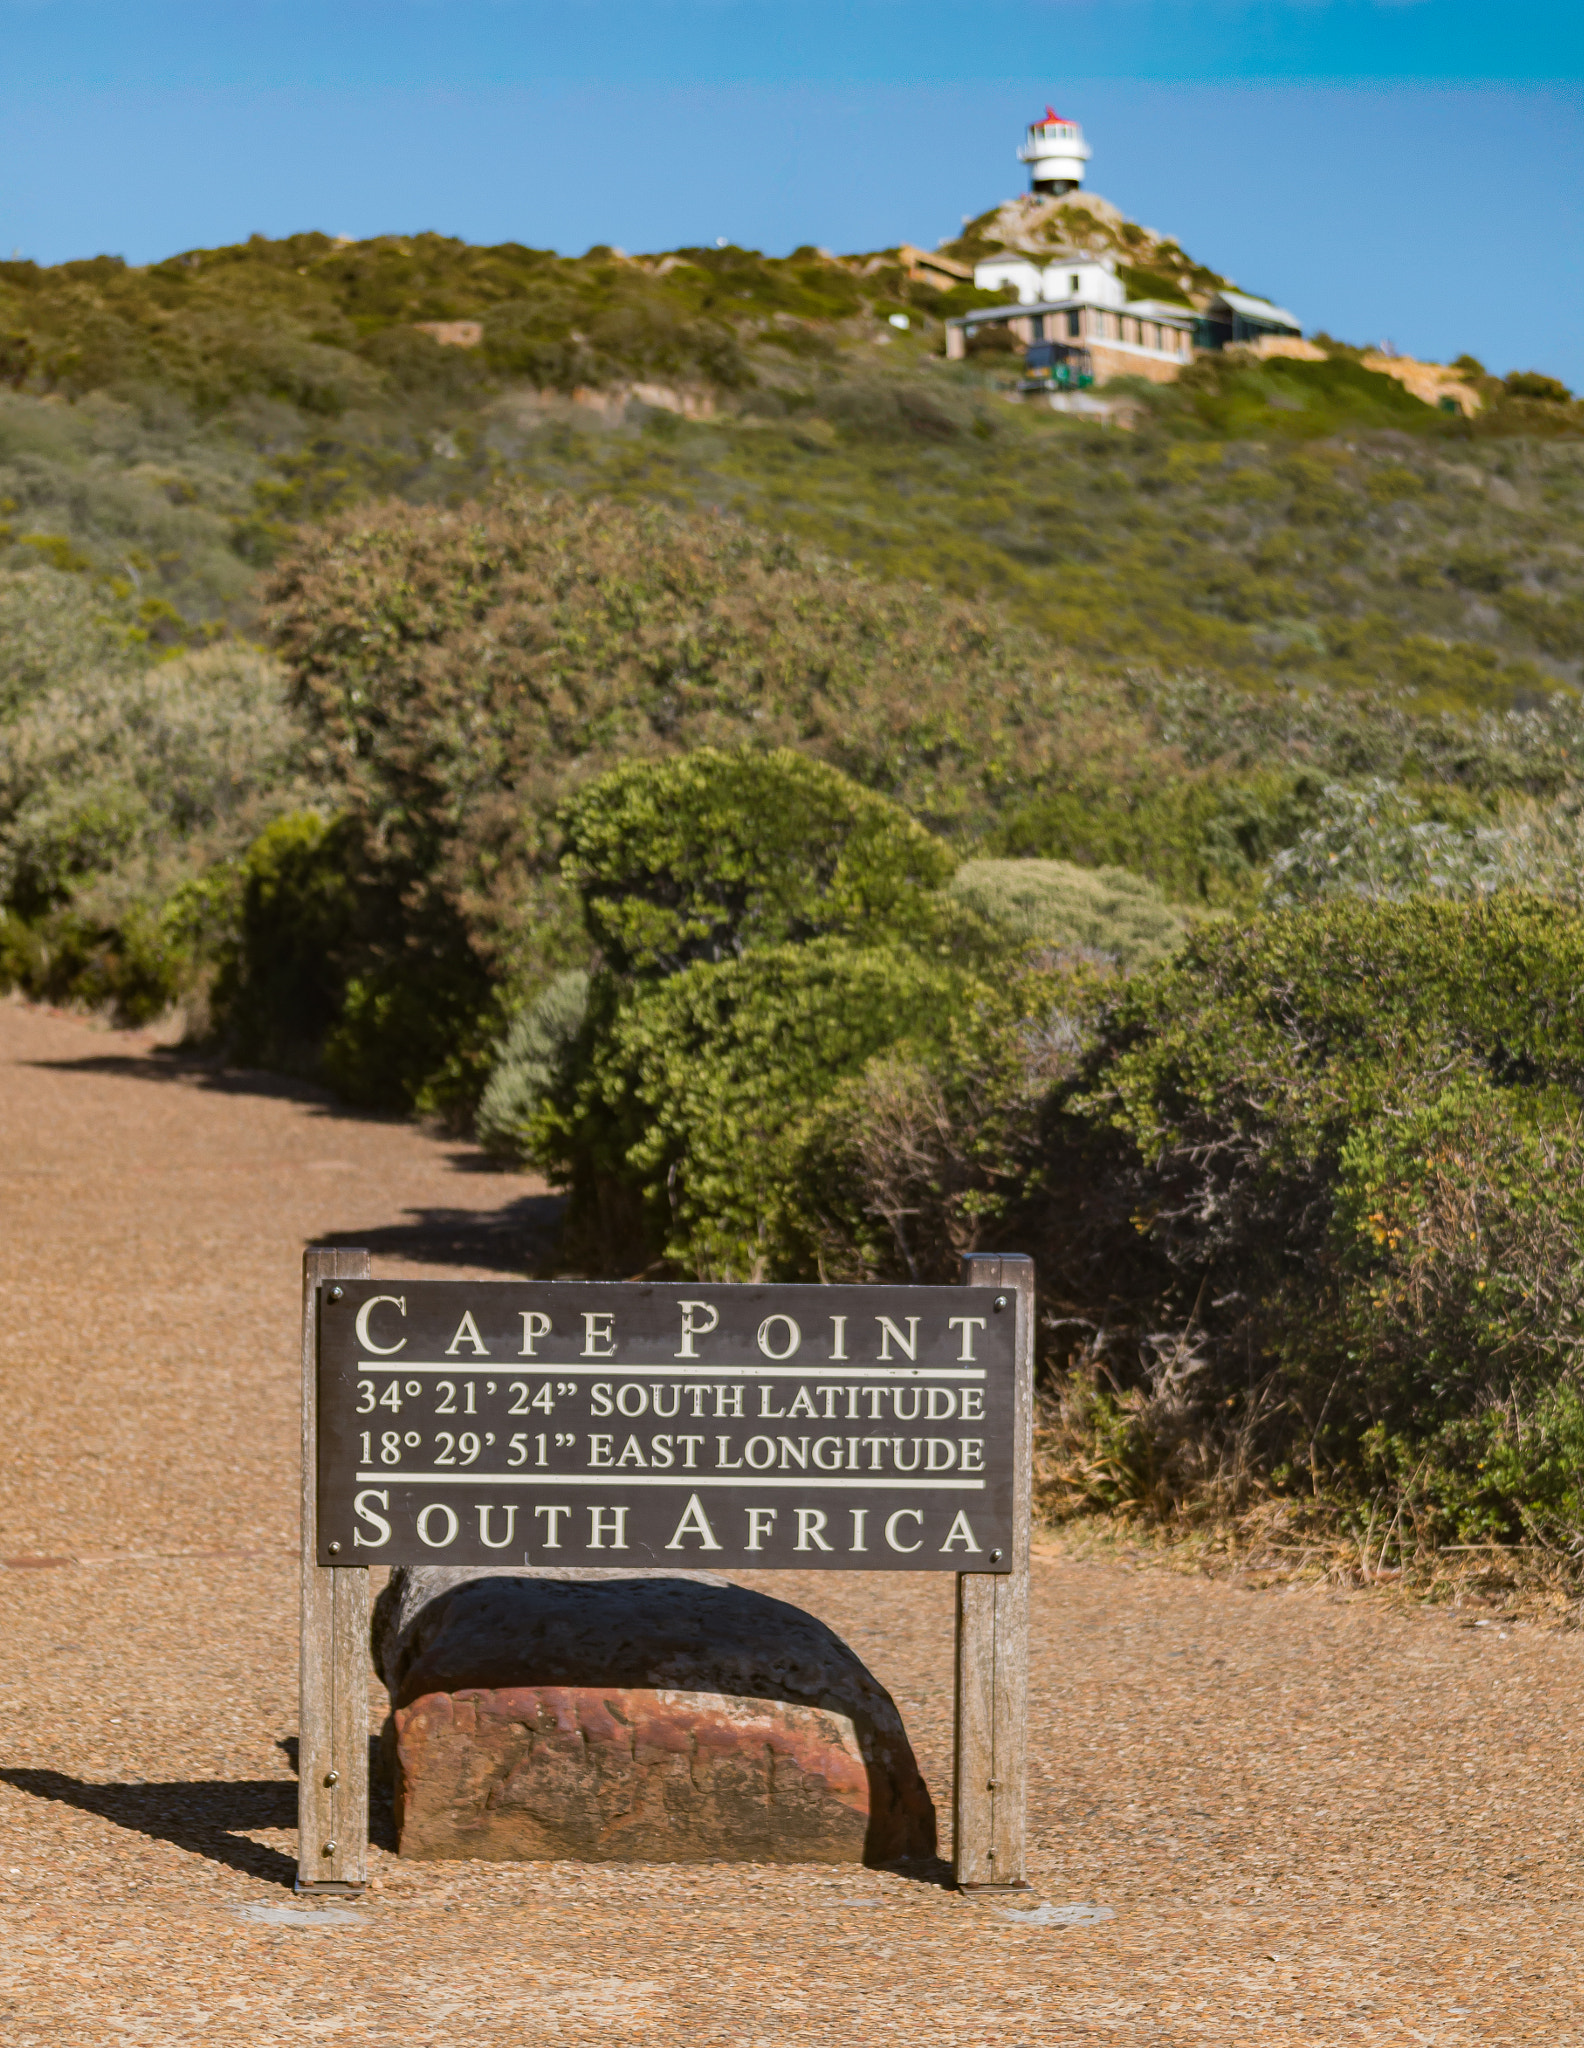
left=352, top=1489, right=391, bottom=1547
left=664, top=1493, right=722, bottom=1551
left=354, top=1295, right=406, bottom=1355
left=947, top=1315, right=986, bottom=1362
left=875, top=1315, right=919, bottom=1361
left=674, top=1299, right=720, bottom=1358
left=756, top=1313, right=801, bottom=1360
left=444, top=1311, right=489, bottom=1357
left=581, top=1311, right=616, bottom=1357
left=588, top=1506, right=628, bottom=1549
left=477, top=1504, right=517, bottom=1549
left=416, top=1502, right=460, bottom=1548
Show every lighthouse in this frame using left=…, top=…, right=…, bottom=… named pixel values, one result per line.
left=1017, top=108, right=1092, bottom=197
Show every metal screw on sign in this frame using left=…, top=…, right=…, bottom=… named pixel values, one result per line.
left=324, top=1771, right=339, bottom=1788
left=329, top=1286, right=344, bottom=1301
left=322, top=1841, right=336, bottom=1856
left=994, top=1294, right=1007, bottom=1310
left=327, top=1541, right=341, bottom=1554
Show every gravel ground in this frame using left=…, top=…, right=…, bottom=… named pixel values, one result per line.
left=2, top=995, right=1582, bottom=2045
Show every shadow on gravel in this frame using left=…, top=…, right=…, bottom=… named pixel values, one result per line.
left=315, top=1193, right=564, bottom=1274
left=0, top=1768, right=299, bottom=1886
left=23, top=1049, right=357, bottom=1112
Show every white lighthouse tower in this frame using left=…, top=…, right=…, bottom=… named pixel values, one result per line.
left=1017, top=107, right=1092, bottom=197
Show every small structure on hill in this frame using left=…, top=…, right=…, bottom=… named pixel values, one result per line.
left=945, top=249, right=1195, bottom=386
left=1017, top=109, right=1092, bottom=197
left=942, top=107, right=1303, bottom=392
left=1194, top=290, right=1302, bottom=352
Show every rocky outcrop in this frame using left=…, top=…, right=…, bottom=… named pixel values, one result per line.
left=371, top=1566, right=936, bottom=1867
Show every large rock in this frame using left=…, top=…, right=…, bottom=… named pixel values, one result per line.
left=371, top=1566, right=936, bottom=1866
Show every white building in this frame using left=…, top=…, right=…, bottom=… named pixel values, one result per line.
left=941, top=111, right=1304, bottom=388
left=948, top=250, right=1194, bottom=384
left=1017, top=109, right=1091, bottom=197
left=971, top=253, right=1124, bottom=310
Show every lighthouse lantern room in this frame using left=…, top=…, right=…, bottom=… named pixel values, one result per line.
left=1017, top=108, right=1092, bottom=196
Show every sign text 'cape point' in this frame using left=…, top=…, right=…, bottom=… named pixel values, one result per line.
left=316, top=1281, right=1017, bottom=1571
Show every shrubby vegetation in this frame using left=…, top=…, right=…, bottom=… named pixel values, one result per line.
left=948, top=857, right=1186, bottom=970
left=2, top=221, right=1583, bottom=1570
left=1041, top=899, right=1584, bottom=1554
left=0, top=625, right=317, bottom=1020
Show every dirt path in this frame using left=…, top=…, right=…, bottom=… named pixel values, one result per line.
left=2, top=996, right=1582, bottom=2045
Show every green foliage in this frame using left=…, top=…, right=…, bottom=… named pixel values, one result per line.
left=1170, top=352, right=1440, bottom=440
left=787, top=960, right=1089, bottom=1284
left=495, top=399, right=1584, bottom=719
left=1051, top=897, right=1584, bottom=1526
left=560, top=748, right=959, bottom=975
left=0, top=642, right=316, bottom=1019
left=0, top=566, right=142, bottom=718
left=266, top=489, right=1071, bottom=1010
left=1115, top=263, right=1194, bottom=308
left=1263, top=779, right=1511, bottom=903
left=205, top=806, right=496, bottom=1114
left=534, top=939, right=972, bottom=1276
left=1505, top=371, right=1572, bottom=403
left=475, top=971, right=591, bottom=1159
left=206, top=811, right=356, bottom=1069
left=948, top=857, right=1188, bottom=969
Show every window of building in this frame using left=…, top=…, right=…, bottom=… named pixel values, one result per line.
left=1031, top=314, right=1044, bottom=341
left=1069, top=274, right=1080, bottom=294
left=1067, top=308, right=1081, bottom=338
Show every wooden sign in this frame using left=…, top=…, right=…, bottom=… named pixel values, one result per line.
left=314, top=1281, right=1016, bottom=1573
left=298, top=1252, right=1034, bottom=1899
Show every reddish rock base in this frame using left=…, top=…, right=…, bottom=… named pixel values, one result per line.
left=391, top=1683, right=924, bottom=1864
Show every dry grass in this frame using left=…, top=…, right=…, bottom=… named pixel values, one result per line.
left=1037, top=1461, right=1584, bottom=1629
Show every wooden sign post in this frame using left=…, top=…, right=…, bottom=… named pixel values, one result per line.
left=297, top=1254, right=1033, bottom=1895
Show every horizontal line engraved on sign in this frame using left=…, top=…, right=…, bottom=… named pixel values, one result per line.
left=355, top=1361, right=987, bottom=1380
left=354, top=1472, right=986, bottom=1490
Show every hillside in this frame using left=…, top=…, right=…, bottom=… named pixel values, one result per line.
left=6, top=219, right=1584, bottom=1565
left=1, top=224, right=1581, bottom=712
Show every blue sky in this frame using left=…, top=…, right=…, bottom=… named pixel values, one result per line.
left=3, top=2, right=1582, bottom=383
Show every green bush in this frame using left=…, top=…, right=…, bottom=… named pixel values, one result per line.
left=1046, top=896, right=1584, bottom=1534
left=532, top=940, right=975, bottom=1276
left=475, top=970, right=591, bottom=1158
left=0, top=643, right=316, bottom=1019
left=560, top=747, right=959, bottom=974
left=263, top=490, right=1068, bottom=1095
left=949, top=857, right=1187, bottom=969
left=206, top=807, right=496, bottom=1113
left=206, top=811, right=356, bottom=1070
left=0, top=566, right=140, bottom=719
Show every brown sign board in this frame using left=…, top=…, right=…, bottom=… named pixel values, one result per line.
left=315, top=1280, right=1017, bottom=1573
